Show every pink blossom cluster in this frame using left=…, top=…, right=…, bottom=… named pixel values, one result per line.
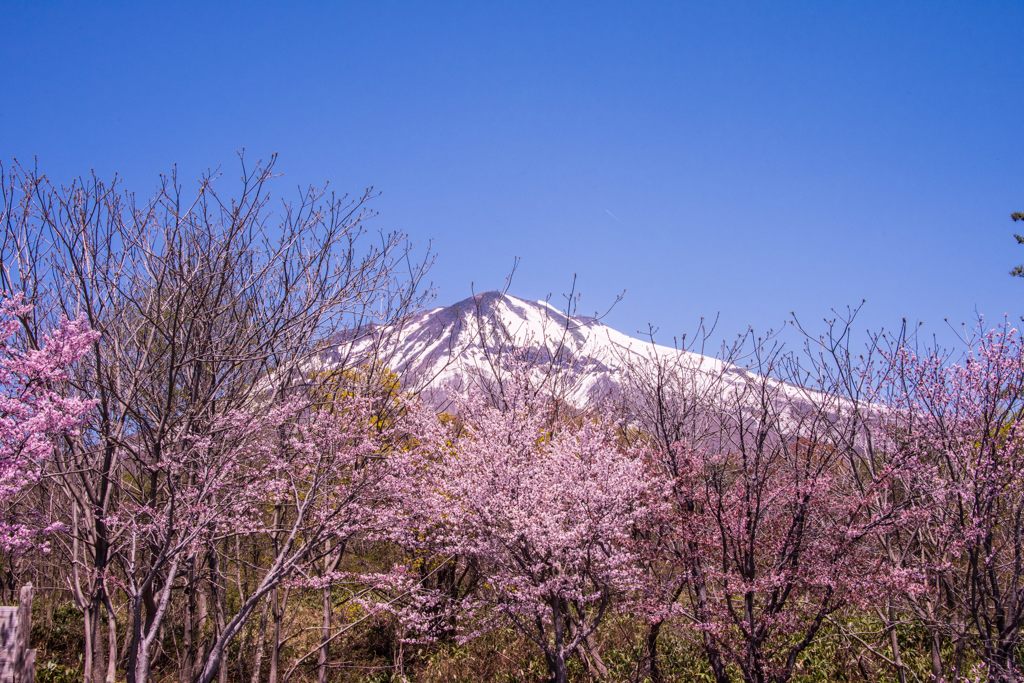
left=0, top=296, right=97, bottom=552
left=373, top=386, right=660, bottom=677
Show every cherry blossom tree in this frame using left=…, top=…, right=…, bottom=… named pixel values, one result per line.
left=623, top=324, right=921, bottom=683
left=614, top=324, right=731, bottom=683
left=378, top=386, right=660, bottom=683
left=885, top=321, right=1024, bottom=682
left=0, top=295, right=96, bottom=557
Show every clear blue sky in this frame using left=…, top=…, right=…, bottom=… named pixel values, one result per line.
left=3, top=2, right=1022, bottom=346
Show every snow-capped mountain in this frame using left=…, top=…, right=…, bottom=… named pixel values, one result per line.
left=331, top=291, right=742, bottom=409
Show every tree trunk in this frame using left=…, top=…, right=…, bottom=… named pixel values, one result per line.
left=645, top=620, right=663, bottom=683
left=105, top=604, right=118, bottom=683
left=547, top=601, right=568, bottom=683
left=125, top=598, right=144, bottom=683
left=544, top=649, right=568, bottom=683
left=268, top=586, right=284, bottom=683
left=551, top=656, right=568, bottom=683
left=82, top=607, right=94, bottom=683
left=318, top=585, right=331, bottom=683
left=180, top=560, right=196, bottom=683
left=134, top=651, right=151, bottom=683
left=248, top=602, right=270, bottom=683
left=930, top=631, right=944, bottom=682
left=579, top=629, right=608, bottom=680
left=92, top=607, right=110, bottom=674
left=83, top=581, right=111, bottom=683
left=885, top=607, right=907, bottom=683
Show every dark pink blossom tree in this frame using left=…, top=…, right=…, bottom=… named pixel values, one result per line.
left=887, top=322, right=1024, bottom=681
left=624, top=325, right=920, bottom=683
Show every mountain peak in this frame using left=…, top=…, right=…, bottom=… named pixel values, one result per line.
left=446, top=291, right=560, bottom=316
left=337, top=292, right=724, bottom=409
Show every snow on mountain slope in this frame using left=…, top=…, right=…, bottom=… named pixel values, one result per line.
left=330, top=291, right=749, bottom=409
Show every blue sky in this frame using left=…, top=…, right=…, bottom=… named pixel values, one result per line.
left=3, top=2, right=1022, bottom=346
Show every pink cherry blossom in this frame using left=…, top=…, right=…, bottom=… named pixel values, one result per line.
left=0, top=295, right=97, bottom=553
left=374, top=381, right=661, bottom=683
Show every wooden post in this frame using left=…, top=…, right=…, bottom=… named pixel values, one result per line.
left=14, top=585, right=32, bottom=683
left=0, top=584, right=34, bottom=682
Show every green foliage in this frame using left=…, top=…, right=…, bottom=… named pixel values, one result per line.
left=311, top=363, right=404, bottom=433
left=32, top=601, right=84, bottom=674
left=342, top=610, right=985, bottom=682
left=1011, top=211, right=1024, bottom=277
left=416, top=634, right=550, bottom=682
left=35, top=660, right=81, bottom=683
